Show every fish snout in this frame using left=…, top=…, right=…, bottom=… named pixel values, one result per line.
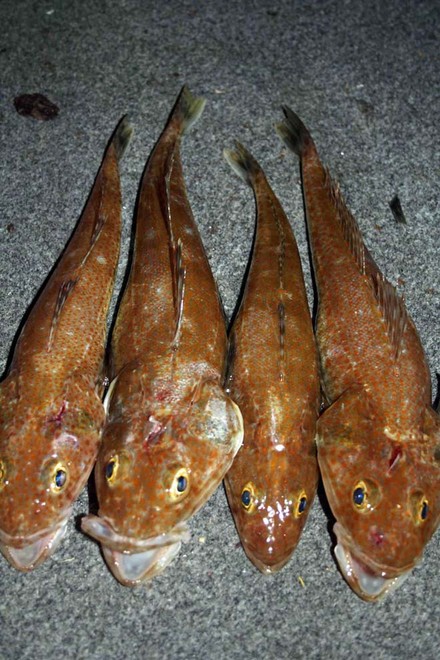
left=240, top=519, right=297, bottom=574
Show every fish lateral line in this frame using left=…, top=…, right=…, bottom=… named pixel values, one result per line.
left=278, top=301, right=286, bottom=382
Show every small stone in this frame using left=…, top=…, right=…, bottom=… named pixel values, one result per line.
left=14, top=93, right=59, bottom=121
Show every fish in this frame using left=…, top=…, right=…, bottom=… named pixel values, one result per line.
left=81, top=87, right=243, bottom=586
left=0, top=116, right=132, bottom=571
left=277, top=107, right=440, bottom=600
left=222, top=143, right=320, bottom=573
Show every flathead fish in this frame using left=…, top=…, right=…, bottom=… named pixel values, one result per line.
left=223, top=143, right=319, bottom=573
left=81, top=87, right=243, bottom=586
left=0, top=117, right=131, bottom=570
left=277, top=108, right=440, bottom=600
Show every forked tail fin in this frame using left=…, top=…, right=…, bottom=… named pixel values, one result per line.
left=275, top=106, right=312, bottom=156
left=112, top=115, right=133, bottom=160
left=223, top=141, right=263, bottom=187
left=171, top=85, right=206, bottom=135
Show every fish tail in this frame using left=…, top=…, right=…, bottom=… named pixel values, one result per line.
left=171, top=85, right=206, bottom=135
left=223, top=141, right=262, bottom=187
left=275, top=106, right=312, bottom=156
left=112, top=116, right=133, bottom=161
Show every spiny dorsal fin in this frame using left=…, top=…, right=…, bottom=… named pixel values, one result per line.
left=324, top=169, right=407, bottom=356
left=372, top=273, right=408, bottom=358
left=47, top=279, right=77, bottom=351
left=324, top=168, right=366, bottom=276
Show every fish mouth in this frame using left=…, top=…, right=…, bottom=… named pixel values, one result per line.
left=333, top=523, right=414, bottom=602
left=81, top=514, right=190, bottom=586
left=244, top=546, right=293, bottom=575
left=0, top=516, right=70, bottom=572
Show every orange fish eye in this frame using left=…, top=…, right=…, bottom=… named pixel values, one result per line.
left=241, top=482, right=257, bottom=513
left=294, top=490, right=308, bottom=518
left=168, top=467, right=190, bottom=502
left=49, top=462, right=69, bottom=493
left=0, top=459, right=6, bottom=490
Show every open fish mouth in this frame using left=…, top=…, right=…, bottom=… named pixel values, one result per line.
left=0, top=516, right=70, bottom=572
left=333, top=523, right=413, bottom=601
left=102, top=542, right=183, bottom=586
left=81, top=514, right=190, bottom=586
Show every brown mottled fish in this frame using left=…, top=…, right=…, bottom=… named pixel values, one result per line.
left=0, top=117, right=132, bottom=570
left=277, top=108, right=440, bottom=600
left=222, top=143, right=320, bottom=573
left=81, top=87, right=243, bottom=586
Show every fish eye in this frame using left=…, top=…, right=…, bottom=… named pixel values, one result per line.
left=169, top=468, right=190, bottom=502
left=241, top=482, right=257, bottom=513
left=410, top=492, right=429, bottom=525
left=105, top=456, right=119, bottom=485
left=352, top=481, right=368, bottom=511
left=352, top=479, right=380, bottom=512
left=295, top=491, right=308, bottom=517
left=50, top=462, right=68, bottom=493
left=0, top=459, right=6, bottom=490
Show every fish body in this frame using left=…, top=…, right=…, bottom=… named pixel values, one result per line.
left=81, top=88, right=243, bottom=586
left=277, top=109, right=440, bottom=600
left=0, top=118, right=131, bottom=570
left=223, top=144, right=319, bottom=573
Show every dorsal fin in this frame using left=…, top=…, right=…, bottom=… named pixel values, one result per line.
left=171, top=238, right=186, bottom=351
left=160, top=147, right=186, bottom=352
left=47, top=279, right=77, bottom=351
left=372, top=273, right=408, bottom=358
left=77, top=184, right=107, bottom=270
left=324, top=169, right=408, bottom=358
left=324, top=168, right=366, bottom=276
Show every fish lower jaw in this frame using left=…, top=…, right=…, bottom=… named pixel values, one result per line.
left=333, top=540, right=412, bottom=602
left=0, top=518, right=69, bottom=572
left=102, top=542, right=182, bottom=586
left=81, top=514, right=190, bottom=585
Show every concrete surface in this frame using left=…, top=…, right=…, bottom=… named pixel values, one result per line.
left=0, top=1, right=439, bottom=658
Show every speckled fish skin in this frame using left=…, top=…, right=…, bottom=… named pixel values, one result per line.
left=0, top=118, right=131, bottom=571
left=222, top=143, right=320, bottom=574
left=81, top=87, right=243, bottom=586
left=277, top=108, right=440, bottom=601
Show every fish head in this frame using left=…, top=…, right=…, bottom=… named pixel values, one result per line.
left=224, top=416, right=318, bottom=574
left=317, top=391, right=440, bottom=601
left=0, top=376, right=104, bottom=571
left=82, top=376, right=243, bottom=585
